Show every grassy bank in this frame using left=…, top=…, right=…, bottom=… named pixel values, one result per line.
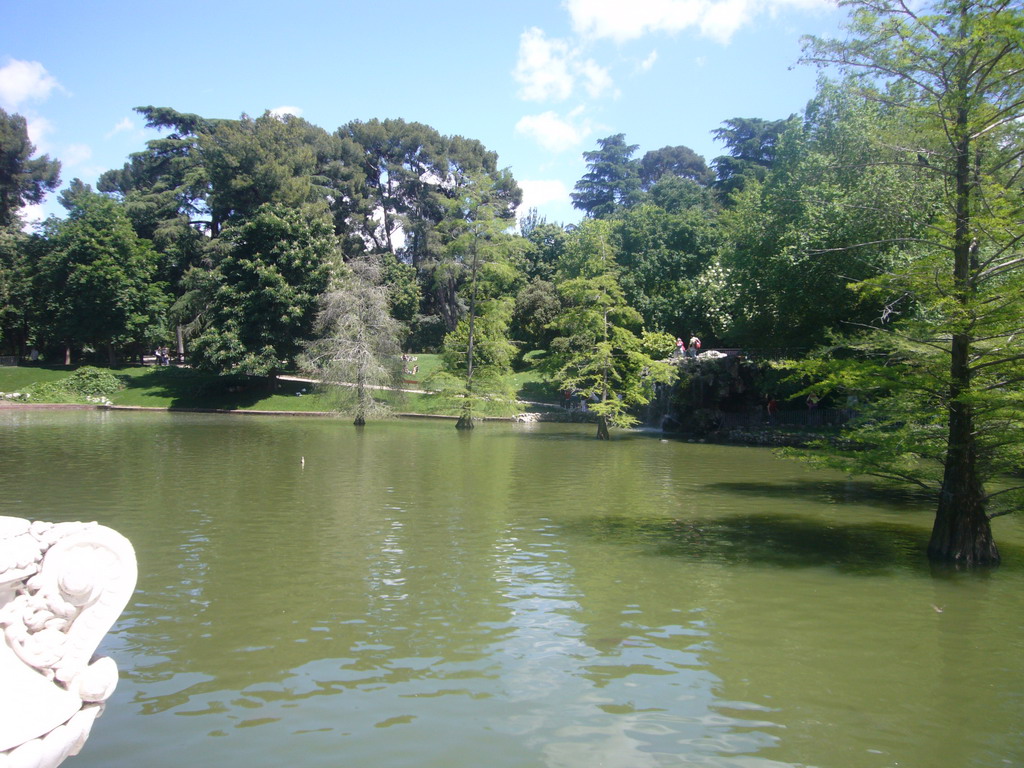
left=0, top=357, right=561, bottom=418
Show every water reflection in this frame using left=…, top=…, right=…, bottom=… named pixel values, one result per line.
left=1, top=412, right=1022, bottom=768
left=567, top=513, right=932, bottom=573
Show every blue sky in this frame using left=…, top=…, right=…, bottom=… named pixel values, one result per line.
left=2, top=0, right=846, bottom=226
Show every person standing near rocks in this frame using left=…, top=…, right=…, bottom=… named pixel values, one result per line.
left=687, top=334, right=701, bottom=358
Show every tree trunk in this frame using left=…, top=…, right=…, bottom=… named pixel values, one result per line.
left=596, top=415, right=610, bottom=440
left=176, top=325, right=185, bottom=363
left=929, top=462, right=998, bottom=566
left=928, top=338, right=999, bottom=565
left=64, top=344, right=72, bottom=366
left=927, top=103, right=999, bottom=566
left=353, top=414, right=366, bottom=426
left=455, top=410, right=474, bottom=430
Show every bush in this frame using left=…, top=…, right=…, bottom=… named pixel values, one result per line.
left=28, top=366, right=126, bottom=403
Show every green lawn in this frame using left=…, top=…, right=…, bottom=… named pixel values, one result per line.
left=0, top=357, right=561, bottom=417
left=0, top=365, right=78, bottom=391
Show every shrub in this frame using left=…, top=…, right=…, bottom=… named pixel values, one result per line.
left=28, top=367, right=126, bottom=403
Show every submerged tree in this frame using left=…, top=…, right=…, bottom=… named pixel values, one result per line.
left=429, top=174, right=521, bottom=429
left=301, top=256, right=404, bottom=425
left=801, top=0, right=1024, bottom=565
left=545, top=220, right=676, bottom=439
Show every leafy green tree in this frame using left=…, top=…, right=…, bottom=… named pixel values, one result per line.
left=301, top=256, right=404, bottom=425
left=0, top=109, right=61, bottom=228
left=340, top=119, right=521, bottom=266
left=516, top=208, right=568, bottom=281
left=799, top=0, right=1024, bottom=565
left=31, top=191, right=168, bottom=364
left=57, top=178, right=94, bottom=211
left=639, top=145, right=713, bottom=189
left=378, top=254, right=420, bottom=329
left=571, top=134, right=641, bottom=218
left=646, top=175, right=716, bottom=214
left=718, top=83, right=940, bottom=347
left=545, top=220, right=676, bottom=439
left=340, top=118, right=521, bottom=348
left=432, top=297, right=519, bottom=425
left=0, top=226, right=33, bottom=355
left=101, top=107, right=341, bottom=237
left=512, top=277, right=563, bottom=353
left=431, top=176, right=521, bottom=428
left=615, top=203, right=719, bottom=338
left=98, top=106, right=215, bottom=238
left=202, top=111, right=337, bottom=225
left=187, top=203, right=336, bottom=379
left=712, top=116, right=795, bottom=199
left=103, top=107, right=356, bottom=361
left=441, top=297, right=517, bottom=375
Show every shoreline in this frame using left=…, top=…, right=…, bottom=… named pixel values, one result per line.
left=0, top=401, right=538, bottom=423
left=1, top=402, right=821, bottom=445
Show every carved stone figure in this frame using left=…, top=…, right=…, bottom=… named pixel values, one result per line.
left=0, top=517, right=137, bottom=768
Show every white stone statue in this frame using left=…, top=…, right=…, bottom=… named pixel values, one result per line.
left=0, top=517, right=137, bottom=768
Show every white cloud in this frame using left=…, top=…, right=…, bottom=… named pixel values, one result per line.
left=515, top=109, right=592, bottom=153
left=699, top=0, right=754, bottom=43
left=577, top=59, right=615, bottom=98
left=514, top=28, right=576, bottom=102
left=25, top=115, right=55, bottom=152
left=517, top=179, right=571, bottom=217
left=566, top=0, right=833, bottom=44
left=639, top=50, right=659, bottom=72
left=63, top=143, right=93, bottom=167
left=567, top=0, right=703, bottom=41
left=20, top=202, right=47, bottom=229
left=513, top=27, right=614, bottom=103
left=0, top=59, right=61, bottom=110
left=520, top=179, right=570, bottom=208
left=269, top=105, right=303, bottom=118
left=106, top=117, right=135, bottom=138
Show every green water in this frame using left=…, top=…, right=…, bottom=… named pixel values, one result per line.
left=2, top=410, right=1022, bottom=768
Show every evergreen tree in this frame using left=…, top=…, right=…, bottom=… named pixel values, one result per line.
left=712, top=116, right=796, bottom=199
left=545, top=220, right=676, bottom=439
left=301, top=256, right=404, bottom=425
left=187, top=203, right=336, bottom=380
left=800, top=0, right=1024, bottom=565
left=431, top=175, right=521, bottom=429
left=639, top=145, right=713, bottom=189
left=0, top=109, right=61, bottom=228
left=571, top=134, right=641, bottom=218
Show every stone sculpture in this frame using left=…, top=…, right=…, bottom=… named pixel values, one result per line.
left=0, top=517, right=137, bottom=768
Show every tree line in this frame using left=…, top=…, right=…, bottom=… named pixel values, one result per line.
left=0, top=96, right=924, bottom=369
left=0, top=0, right=1021, bottom=565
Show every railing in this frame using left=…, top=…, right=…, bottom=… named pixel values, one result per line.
left=0, top=356, right=18, bottom=367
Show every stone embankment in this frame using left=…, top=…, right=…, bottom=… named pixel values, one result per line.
left=515, top=410, right=597, bottom=424
left=0, top=401, right=97, bottom=410
left=721, top=428, right=821, bottom=447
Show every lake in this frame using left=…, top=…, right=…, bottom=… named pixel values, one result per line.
left=2, top=410, right=1022, bottom=768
